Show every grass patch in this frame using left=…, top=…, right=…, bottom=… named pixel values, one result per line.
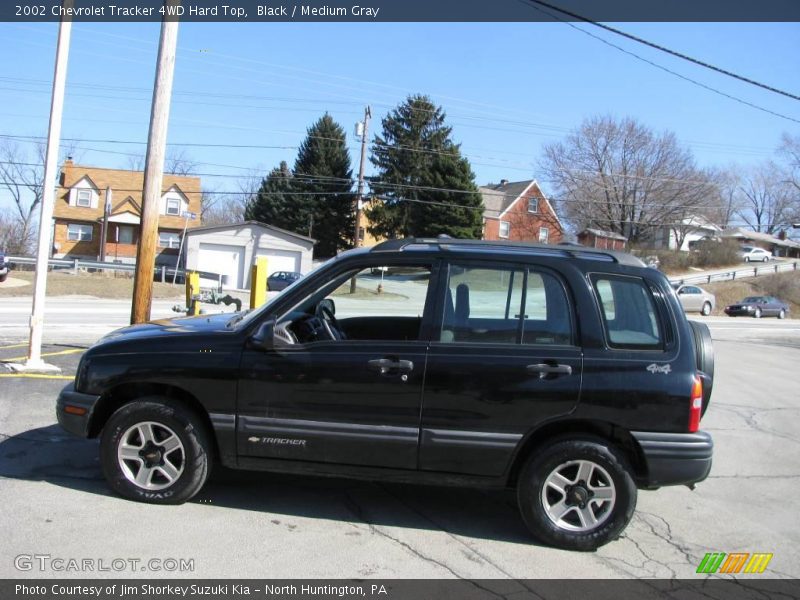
left=0, top=270, right=185, bottom=299
left=330, top=284, right=405, bottom=301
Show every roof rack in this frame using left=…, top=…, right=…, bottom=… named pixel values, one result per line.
left=371, top=237, right=645, bottom=267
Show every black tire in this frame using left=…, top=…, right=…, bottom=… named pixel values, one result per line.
left=701, top=302, right=712, bottom=316
left=100, top=398, right=211, bottom=504
left=0, top=273, right=7, bottom=283
left=744, top=257, right=750, bottom=263
left=763, top=256, right=769, bottom=263
left=779, top=309, right=786, bottom=320
left=754, top=308, right=762, bottom=319
left=688, top=320, right=714, bottom=411
left=517, top=437, right=637, bottom=551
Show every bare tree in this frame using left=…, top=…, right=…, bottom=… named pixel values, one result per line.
left=0, top=139, right=78, bottom=254
left=198, top=170, right=258, bottom=227
left=540, top=115, right=716, bottom=245
left=126, top=148, right=198, bottom=175
left=0, top=207, right=27, bottom=254
left=736, top=161, right=795, bottom=234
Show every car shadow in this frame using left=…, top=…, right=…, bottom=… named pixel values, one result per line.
left=1, top=424, right=538, bottom=546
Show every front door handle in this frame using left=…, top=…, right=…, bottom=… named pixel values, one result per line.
left=526, top=363, right=572, bottom=379
left=368, top=358, right=414, bottom=374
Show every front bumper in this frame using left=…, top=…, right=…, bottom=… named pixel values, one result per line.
left=56, top=382, right=100, bottom=438
left=632, top=430, right=713, bottom=487
left=724, top=307, right=754, bottom=316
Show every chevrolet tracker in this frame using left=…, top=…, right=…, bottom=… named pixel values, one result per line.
left=57, top=238, right=714, bottom=550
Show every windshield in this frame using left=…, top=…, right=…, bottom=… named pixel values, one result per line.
left=226, top=256, right=337, bottom=330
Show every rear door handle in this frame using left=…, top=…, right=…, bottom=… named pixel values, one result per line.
left=526, top=363, right=572, bottom=379
left=368, top=358, right=414, bottom=374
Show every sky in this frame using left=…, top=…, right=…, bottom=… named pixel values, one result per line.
left=0, top=20, right=798, bottom=218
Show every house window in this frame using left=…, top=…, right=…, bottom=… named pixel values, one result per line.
left=528, top=198, right=539, bottom=213
left=358, top=226, right=365, bottom=241
left=159, top=231, right=180, bottom=249
left=165, top=198, right=181, bottom=216
left=499, top=221, right=510, bottom=238
left=539, top=227, right=549, bottom=243
left=76, top=190, right=92, bottom=207
left=117, top=225, right=134, bottom=245
left=67, top=223, right=93, bottom=242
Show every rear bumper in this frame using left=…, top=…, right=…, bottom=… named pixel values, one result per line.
left=56, top=382, right=100, bottom=438
left=632, top=430, right=713, bottom=487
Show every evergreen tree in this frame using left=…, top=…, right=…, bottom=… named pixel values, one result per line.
left=293, top=114, right=355, bottom=258
left=245, top=161, right=311, bottom=234
left=367, top=95, right=483, bottom=239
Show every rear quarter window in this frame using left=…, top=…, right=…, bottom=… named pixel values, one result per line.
left=592, top=275, right=663, bottom=350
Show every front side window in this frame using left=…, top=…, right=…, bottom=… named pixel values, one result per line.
left=278, top=264, right=432, bottom=344
left=593, top=275, right=662, bottom=349
left=440, top=264, right=571, bottom=345
left=159, top=231, right=180, bottom=248
left=76, top=190, right=92, bottom=207
left=67, top=223, right=93, bottom=241
left=499, top=221, right=510, bottom=238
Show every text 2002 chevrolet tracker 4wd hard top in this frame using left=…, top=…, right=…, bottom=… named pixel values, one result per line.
left=57, top=238, right=714, bottom=550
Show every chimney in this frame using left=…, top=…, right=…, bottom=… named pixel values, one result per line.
left=778, top=229, right=787, bottom=240
left=499, top=179, right=509, bottom=187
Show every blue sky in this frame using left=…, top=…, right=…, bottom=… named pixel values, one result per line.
left=0, top=21, right=798, bottom=213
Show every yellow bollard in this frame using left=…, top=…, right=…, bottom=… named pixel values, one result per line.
left=250, top=256, right=268, bottom=309
left=186, top=271, right=200, bottom=316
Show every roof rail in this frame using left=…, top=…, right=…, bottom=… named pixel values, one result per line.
left=370, top=237, right=645, bottom=267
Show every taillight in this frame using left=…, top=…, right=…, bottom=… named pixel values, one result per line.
left=688, top=375, right=703, bottom=432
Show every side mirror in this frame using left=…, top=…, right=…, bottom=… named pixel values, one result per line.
left=248, top=319, right=275, bottom=351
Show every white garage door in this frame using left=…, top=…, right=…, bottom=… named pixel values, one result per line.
left=255, top=248, right=302, bottom=275
left=198, top=243, right=245, bottom=290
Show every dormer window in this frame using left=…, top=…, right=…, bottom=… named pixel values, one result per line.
left=166, top=198, right=181, bottom=216
left=76, top=190, right=92, bottom=207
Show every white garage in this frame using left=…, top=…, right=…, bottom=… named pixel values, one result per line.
left=184, top=221, right=315, bottom=290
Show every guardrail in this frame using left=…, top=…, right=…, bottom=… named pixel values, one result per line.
left=669, top=260, right=799, bottom=286
left=6, top=255, right=221, bottom=285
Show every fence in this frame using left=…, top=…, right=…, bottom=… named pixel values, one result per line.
left=6, top=256, right=222, bottom=286
left=669, top=261, right=799, bottom=286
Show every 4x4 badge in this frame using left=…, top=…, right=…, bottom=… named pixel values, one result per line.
left=646, top=364, right=672, bottom=375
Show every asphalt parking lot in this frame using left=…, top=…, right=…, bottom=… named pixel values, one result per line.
left=1, top=319, right=799, bottom=580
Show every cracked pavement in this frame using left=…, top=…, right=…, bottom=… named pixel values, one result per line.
left=1, top=321, right=799, bottom=580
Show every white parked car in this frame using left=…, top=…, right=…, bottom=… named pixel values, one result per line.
left=671, top=284, right=716, bottom=316
left=739, top=246, right=772, bottom=263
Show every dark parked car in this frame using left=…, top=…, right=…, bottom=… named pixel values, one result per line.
left=267, top=271, right=302, bottom=291
left=57, top=238, right=714, bottom=551
left=0, top=250, right=8, bottom=282
left=724, top=296, right=789, bottom=319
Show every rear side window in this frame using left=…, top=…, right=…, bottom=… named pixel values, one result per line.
left=440, top=264, right=572, bottom=345
left=593, top=275, right=663, bottom=349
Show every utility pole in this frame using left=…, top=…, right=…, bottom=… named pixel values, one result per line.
left=131, top=0, right=180, bottom=324
left=21, top=0, right=72, bottom=372
left=99, top=186, right=111, bottom=262
left=352, top=105, right=371, bottom=249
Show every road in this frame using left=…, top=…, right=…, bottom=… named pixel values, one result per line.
left=0, top=311, right=798, bottom=580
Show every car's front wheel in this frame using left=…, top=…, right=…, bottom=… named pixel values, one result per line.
left=100, top=399, right=211, bottom=504
left=754, top=308, right=762, bottom=319
left=517, top=437, right=637, bottom=551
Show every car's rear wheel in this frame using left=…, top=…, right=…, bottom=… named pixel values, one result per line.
left=763, top=256, right=769, bottom=263
left=701, top=302, right=712, bottom=316
left=100, top=398, right=211, bottom=504
left=779, top=309, right=786, bottom=319
left=517, top=438, right=637, bottom=551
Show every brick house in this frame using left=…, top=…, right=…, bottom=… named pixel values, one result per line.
left=479, top=180, right=563, bottom=244
left=52, top=161, right=202, bottom=266
left=577, top=228, right=628, bottom=251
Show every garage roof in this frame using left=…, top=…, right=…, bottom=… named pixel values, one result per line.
left=184, top=220, right=316, bottom=243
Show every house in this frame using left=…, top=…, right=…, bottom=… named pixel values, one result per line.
left=184, top=221, right=315, bottom=290
left=721, top=228, right=800, bottom=258
left=52, top=160, right=202, bottom=266
left=354, top=197, right=385, bottom=248
left=577, top=228, right=628, bottom=251
left=652, top=214, right=722, bottom=252
left=479, top=180, right=563, bottom=244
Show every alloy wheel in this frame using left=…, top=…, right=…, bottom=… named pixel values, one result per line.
left=117, top=421, right=185, bottom=491
left=541, top=459, right=616, bottom=532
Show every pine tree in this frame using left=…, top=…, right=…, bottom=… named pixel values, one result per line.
left=293, top=114, right=355, bottom=258
left=245, top=161, right=311, bottom=234
left=367, top=95, right=484, bottom=239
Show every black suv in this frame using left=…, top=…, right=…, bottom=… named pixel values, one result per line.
left=57, top=238, right=714, bottom=550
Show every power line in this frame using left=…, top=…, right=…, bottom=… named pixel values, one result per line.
left=523, top=1, right=800, bottom=125
left=528, top=0, right=800, bottom=103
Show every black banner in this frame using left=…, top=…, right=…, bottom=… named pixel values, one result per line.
left=2, top=0, right=800, bottom=23
left=4, top=579, right=800, bottom=600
